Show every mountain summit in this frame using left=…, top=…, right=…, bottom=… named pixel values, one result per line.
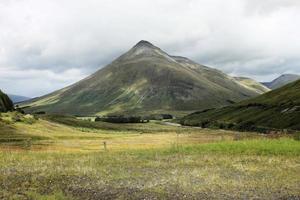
left=262, top=74, right=300, bottom=89
left=21, top=41, right=262, bottom=116
left=134, top=40, right=155, bottom=47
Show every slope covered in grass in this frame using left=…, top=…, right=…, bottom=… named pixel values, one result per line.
left=8, top=94, right=31, bottom=103
left=20, top=41, right=259, bottom=116
left=234, top=77, right=270, bottom=94
left=0, top=90, right=13, bottom=112
left=262, top=74, right=300, bottom=89
left=181, top=80, right=300, bottom=131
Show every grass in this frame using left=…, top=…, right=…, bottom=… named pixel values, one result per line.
left=1, top=113, right=245, bottom=152
left=166, top=138, right=300, bottom=156
left=1, top=139, right=300, bottom=199
left=181, top=80, right=300, bottom=131
left=0, top=112, right=300, bottom=199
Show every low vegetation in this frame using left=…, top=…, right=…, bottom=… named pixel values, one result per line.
left=95, top=115, right=144, bottom=123
left=181, top=80, right=300, bottom=132
left=0, top=112, right=299, bottom=199
left=0, top=90, right=14, bottom=112
left=1, top=139, right=300, bottom=199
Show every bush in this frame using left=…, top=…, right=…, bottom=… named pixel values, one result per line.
left=227, top=123, right=235, bottom=129
left=34, top=111, right=46, bottom=115
left=218, top=123, right=225, bottom=129
left=16, top=107, right=25, bottom=114
left=200, top=120, right=210, bottom=128
left=144, top=114, right=173, bottom=120
left=23, top=115, right=37, bottom=124
left=235, top=121, right=255, bottom=132
left=161, top=114, right=173, bottom=119
left=12, top=113, right=22, bottom=122
left=95, top=116, right=143, bottom=123
left=294, top=132, right=300, bottom=141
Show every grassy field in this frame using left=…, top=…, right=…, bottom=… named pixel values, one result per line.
left=0, top=112, right=300, bottom=199
left=0, top=113, right=242, bottom=152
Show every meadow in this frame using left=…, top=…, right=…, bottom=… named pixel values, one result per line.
left=0, top=112, right=299, bottom=199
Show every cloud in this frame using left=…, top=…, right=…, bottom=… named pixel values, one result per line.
left=0, top=0, right=300, bottom=96
left=0, top=67, right=86, bottom=97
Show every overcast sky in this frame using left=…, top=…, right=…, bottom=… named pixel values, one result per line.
left=0, top=0, right=300, bottom=97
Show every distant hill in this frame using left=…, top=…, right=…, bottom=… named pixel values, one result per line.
left=0, top=90, right=14, bottom=112
left=8, top=94, right=31, bottom=103
left=233, top=77, right=270, bottom=94
left=261, top=74, right=300, bottom=89
left=21, top=40, right=261, bottom=116
left=181, top=79, right=300, bottom=131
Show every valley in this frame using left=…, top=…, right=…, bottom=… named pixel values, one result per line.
left=1, top=1, right=300, bottom=199
left=0, top=112, right=300, bottom=199
left=1, top=42, right=299, bottom=199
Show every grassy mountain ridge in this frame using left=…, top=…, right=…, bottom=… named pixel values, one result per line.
left=233, top=77, right=270, bottom=94
left=262, top=74, right=300, bottom=89
left=21, top=41, right=260, bottom=116
left=181, top=79, right=300, bottom=131
left=0, top=90, right=14, bottom=112
left=8, top=94, right=31, bottom=103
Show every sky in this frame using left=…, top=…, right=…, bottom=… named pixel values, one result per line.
left=0, top=0, right=300, bottom=97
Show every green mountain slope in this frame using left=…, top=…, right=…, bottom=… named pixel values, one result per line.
left=21, top=41, right=260, bottom=116
left=0, top=90, right=14, bottom=112
left=181, top=80, right=300, bottom=131
left=234, top=77, right=270, bottom=94
left=262, top=74, right=300, bottom=89
left=8, top=94, right=31, bottom=103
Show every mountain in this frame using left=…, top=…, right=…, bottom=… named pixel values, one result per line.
left=8, top=94, right=31, bottom=103
left=233, top=77, right=270, bottom=94
left=20, top=40, right=261, bottom=116
left=181, top=79, right=300, bottom=131
left=261, top=74, right=300, bottom=89
left=0, top=90, right=14, bottom=112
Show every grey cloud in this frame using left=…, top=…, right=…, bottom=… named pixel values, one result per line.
left=0, top=0, right=300, bottom=96
left=244, top=0, right=300, bottom=15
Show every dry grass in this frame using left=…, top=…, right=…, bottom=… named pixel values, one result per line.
left=0, top=115, right=243, bottom=152
left=0, top=113, right=299, bottom=199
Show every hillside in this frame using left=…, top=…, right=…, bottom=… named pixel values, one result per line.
left=0, top=90, right=14, bottom=112
left=181, top=79, right=300, bottom=131
left=262, top=74, right=300, bottom=89
left=234, top=77, right=270, bottom=94
left=8, top=94, right=31, bottom=103
left=21, top=40, right=260, bottom=116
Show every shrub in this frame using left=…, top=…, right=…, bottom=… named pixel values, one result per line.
left=218, top=122, right=225, bottom=129
left=16, top=107, right=25, bottom=114
left=12, top=113, right=22, bottom=122
left=227, top=123, right=235, bottom=129
left=95, top=116, right=143, bottom=123
left=294, top=132, right=300, bottom=141
left=235, top=121, right=255, bottom=132
left=34, top=111, right=46, bottom=115
left=144, top=114, right=174, bottom=120
left=23, top=116, right=37, bottom=124
left=200, top=120, right=210, bottom=128
left=161, top=114, right=173, bottom=119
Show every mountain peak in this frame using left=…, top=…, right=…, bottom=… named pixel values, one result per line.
left=261, top=73, right=300, bottom=89
left=134, top=40, right=155, bottom=48
left=280, top=74, right=299, bottom=78
left=21, top=40, right=261, bottom=116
